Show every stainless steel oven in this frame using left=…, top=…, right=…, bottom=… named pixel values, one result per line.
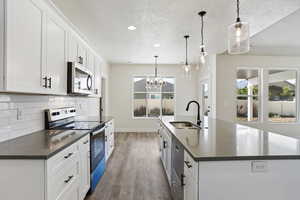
left=67, top=62, right=93, bottom=95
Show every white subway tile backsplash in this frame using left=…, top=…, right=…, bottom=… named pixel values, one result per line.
left=0, top=94, right=100, bottom=142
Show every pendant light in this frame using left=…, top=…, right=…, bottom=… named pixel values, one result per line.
left=228, top=0, right=250, bottom=54
left=146, top=56, right=165, bottom=89
left=183, top=35, right=191, bottom=77
left=198, top=11, right=207, bottom=64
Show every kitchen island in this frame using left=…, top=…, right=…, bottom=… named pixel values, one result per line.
left=159, top=116, right=300, bottom=200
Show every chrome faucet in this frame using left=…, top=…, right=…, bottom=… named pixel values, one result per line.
left=186, top=100, right=201, bottom=126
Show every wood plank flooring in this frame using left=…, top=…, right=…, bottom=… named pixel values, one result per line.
left=85, top=132, right=172, bottom=200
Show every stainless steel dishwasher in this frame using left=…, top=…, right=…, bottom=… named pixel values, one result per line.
left=171, top=136, right=184, bottom=200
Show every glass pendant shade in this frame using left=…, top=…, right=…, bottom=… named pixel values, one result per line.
left=182, top=64, right=191, bottom=78
left=228, top=21, right=250, bottom=54
left=200, top=47, right=207, bottom=64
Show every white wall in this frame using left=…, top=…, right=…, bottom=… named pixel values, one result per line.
left=197, top=55, right=217, bottom=119
left=0, top=94, right=100, bottom=142
left=215, top=54, right=300, bottom=136
left=109, top=64, right=198, bottom=132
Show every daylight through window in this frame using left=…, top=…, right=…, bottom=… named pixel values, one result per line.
left=133, top=77, right=175, bottom=118
left=236, top=69, right=260, bottom=122
left=268, top=70, right=297, bottom=123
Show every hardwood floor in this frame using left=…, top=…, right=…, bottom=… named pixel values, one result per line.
left=85, top=132, right=172, bottom=200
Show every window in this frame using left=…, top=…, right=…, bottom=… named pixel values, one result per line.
left=268, top=70, right=297, bottom=123
left=133, top=76, right=175, bottom=118
left=236, top=69, right=259, bottom=122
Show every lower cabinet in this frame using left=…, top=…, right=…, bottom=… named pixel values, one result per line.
left=78, top=135, right=91, bottom=200
left=159, top=123, right=172, bottom=184
left=158, top=123, right=198, bottom=200
left=0, top=134, right=91, bottom=200
left=47, top=134, right=90, bottom=200
left=183, top=151, right=198, bottom=200
left=105, top=119, right=115, bottom=161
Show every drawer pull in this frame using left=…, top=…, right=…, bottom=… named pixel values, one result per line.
left=184, top=161, right=192, bottom=168
left=64, top=153, right=73, bottom=159
left=64, top=175, right=74, bottom=183
left=83, top=140, right=89, bottom=144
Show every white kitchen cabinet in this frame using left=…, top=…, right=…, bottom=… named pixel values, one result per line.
left=87, top=50, right=95, bottom=72
left=45, top=15, right=67, bottom=95
left=93, top=57, right=102, bottom=97
left=105, top=119, right=115, bottom=161
left=159, top=123, right=172, bottom=184
left=77, top=42, right=87, bottom=66
left=183, top=150, right=198, bottom=200
left=68, top=32, right=79, bottom=63
left=0, top=135, right=91, bottom=200
left=78, top=135, right=91, bottom=200
left=0, top=0, right=103, bottom=95
left=5, top=0, right=45, bottom=93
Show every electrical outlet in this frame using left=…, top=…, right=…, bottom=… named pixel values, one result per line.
left=251, top=161, right=268, bottom=173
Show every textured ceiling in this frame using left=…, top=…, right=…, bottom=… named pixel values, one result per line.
left=51, top=0, right=300, bottom=64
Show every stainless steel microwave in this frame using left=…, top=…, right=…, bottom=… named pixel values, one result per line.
left=67, top=62, right=93, bottom=95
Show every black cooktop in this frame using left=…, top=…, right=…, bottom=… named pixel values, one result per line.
left=56, top=121, right=105, bottom=131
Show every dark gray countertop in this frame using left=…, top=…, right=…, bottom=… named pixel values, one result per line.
left=160, top=116, right=300, bottom=161
left=0, top=129, right=90, bottom=160
left=0, top=116, right=114, bottom=160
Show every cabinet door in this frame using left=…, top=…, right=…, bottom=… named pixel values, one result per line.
left=86, top=50, right=95, bottom=72
left=79, top=136, right=90, bottom=200
left=166, top=133, right=172, bottom=183
left=6, top=0, right=44, bottom=93
left=93, top=58, right=102, bottom=97
left=56, top=176, right=80, bottom=200
left=68, top=33, right=78, bottom=63
left=77, top=42, right=87, bottom=66
left=46, top=15, right=67, bottom=95
left=105, top=126, right=110, bottom=161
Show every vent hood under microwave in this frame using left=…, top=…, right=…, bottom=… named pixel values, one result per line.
left=67, top=62, right=93, bottom=95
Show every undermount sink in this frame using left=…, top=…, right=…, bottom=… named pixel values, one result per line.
left=170, top=121, right=200, bottom=129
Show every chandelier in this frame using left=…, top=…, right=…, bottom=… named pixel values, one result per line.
left=146, top=56, right=165, bottom=89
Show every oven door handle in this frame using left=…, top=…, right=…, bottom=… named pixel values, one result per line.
left=92, top=127, right=106, bottom=136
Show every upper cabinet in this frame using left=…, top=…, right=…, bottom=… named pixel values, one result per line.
left=5, top=0, right=45, bottom=93
left=77, top=43, right=87, bottom=66
left=45, top=15, right=68, bottom=95
left=93, top=57, right=102, bottom=97
left=0, top=0, right=104, bottom=96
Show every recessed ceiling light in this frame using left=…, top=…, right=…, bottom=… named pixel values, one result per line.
left=128, top=26, right=137, bottom=31
left=154, top=43, right=161, bottom=47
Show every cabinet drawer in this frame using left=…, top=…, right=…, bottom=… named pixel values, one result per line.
left=47, top=143, right=77, bottom=176
left=184, top=151, right=198, bottom=179
left=48, top=161, right=79, bottom=200
left=79, top=135, right=90, bottom=150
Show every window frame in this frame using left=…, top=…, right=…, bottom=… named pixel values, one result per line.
left=132, top=75, right=176, bottom=119
left=235, top=67, right=300, bottom=124
left=265, top=68, right=299, bottom=124
left=236, top=67, right=261, bottom=123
